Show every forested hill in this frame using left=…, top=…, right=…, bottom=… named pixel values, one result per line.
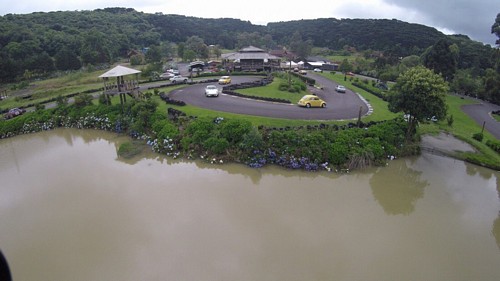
left=267, top=18, right=446, bottom=55
left=0, top=7, right=491, bottom=82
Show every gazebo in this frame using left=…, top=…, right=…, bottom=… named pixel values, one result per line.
left=99, top=65, right=142, bottom=104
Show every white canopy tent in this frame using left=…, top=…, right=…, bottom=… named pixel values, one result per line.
left=99, top=65, right=141, bottom=78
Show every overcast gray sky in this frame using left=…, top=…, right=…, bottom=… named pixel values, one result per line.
left=1, top=0, right=498, bottom=45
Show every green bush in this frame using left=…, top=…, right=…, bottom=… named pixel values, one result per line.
left=35, top=104, right=45, bottom=111
left=472, top=132, right=483, bottom=142
left=328, top=143, right=349, bottom=166
left=352, top=81, right=387, bottom=100
left=158, top=122, right=179, bottom=140
left=74, top=93, right=93, bottom=108
left=292, top=83, right=302, bottom=93
left=203, top=137, right=229, bottom=155
left=239, top=127, right=264, bottom=152
left=130, top=54, right=145, bottom=65
left=486, top=139, right=500, bottom=154
left=220, top=119, right=252, bottom=144
left=278, top=82, right=289, bottom=91
left=152, top=119, right=169, bottom=134
left=185, top=118, right=216, bottom=145
left=447, top=114, right=454, bottom=127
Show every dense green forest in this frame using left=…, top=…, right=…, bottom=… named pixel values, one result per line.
left=0, top=7, right=499, bottom=103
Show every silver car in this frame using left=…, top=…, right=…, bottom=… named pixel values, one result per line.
left=169, top=75, right=188, bottom=84
left=335, top=85, right=346, bottom=93
left=204, top=85, right=219, bottom=97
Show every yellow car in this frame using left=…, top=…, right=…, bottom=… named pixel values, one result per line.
left=298, top=95, right=326, bottom=108
left=218, top=76, right=231, bottom=84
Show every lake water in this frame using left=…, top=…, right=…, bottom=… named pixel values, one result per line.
left=1, top=129, right=499, bottom=281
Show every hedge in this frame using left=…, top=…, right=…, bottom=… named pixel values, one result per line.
left=352, top=81, right=387, bottom=101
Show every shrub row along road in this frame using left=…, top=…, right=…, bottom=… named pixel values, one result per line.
left=168, top=74, right=369, bottom=120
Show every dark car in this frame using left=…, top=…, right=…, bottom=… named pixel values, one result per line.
left=4, top=108, right=26, bottom=119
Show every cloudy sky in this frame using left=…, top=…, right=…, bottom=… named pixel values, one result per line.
left=1, top=0, right=498, bottom=45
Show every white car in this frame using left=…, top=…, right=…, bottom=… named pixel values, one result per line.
left=169, top=75, right=188, bottom=84
left=313, top=68, right=323, bottom=72
left=204, top=85, right=219, bottom=97
left=159, top=72, right=174, bottom=79
left=335, top=85, right=346, bottom=93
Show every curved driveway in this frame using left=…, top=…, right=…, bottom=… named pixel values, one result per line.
left=168, top=73, right=369, bottom=120
left=461, top=99, right=500, bottom=139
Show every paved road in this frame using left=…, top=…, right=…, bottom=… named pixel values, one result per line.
left=168, top=73, right=369, bottom=120
left=461, top=98, right=500, bottom=139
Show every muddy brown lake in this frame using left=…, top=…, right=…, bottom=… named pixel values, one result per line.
left=1, top=129, right=499, bottom=281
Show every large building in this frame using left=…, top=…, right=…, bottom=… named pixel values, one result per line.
left=221, top=46, right=281, bottom=72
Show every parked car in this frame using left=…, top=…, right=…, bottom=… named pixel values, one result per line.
left=169, top=75, right=188, bottom=84
left=204, top=85, right=219, bottom=97
left=218, top=76, right=231, bottom=85
left=335, top=85, right=346, bottom=93
left=160, top=72, right=174, bottom=79
left=313, top=68, right=323, bottom=73
left=165, top=68, right=180, bottom=75
left=297, top=95, right=326, bottom=108
left=299, top=70, right=307, bottom=75
left=4, top=108, right=26, bottom=119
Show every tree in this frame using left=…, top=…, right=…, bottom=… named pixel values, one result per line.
left=54, top=47, right=81, bottom=70
left=177, top=43, right=185, bottom=59
left=80, top=29, right=112, bottom=65
left=185, top=36, right=207, bottom=58
left=212, top=45, right=222, bottom=59
left=145, top=45, right=162, bottom=63
left=339, top=59, right=353, bottom=81
left=388, top=66, right=449, bottom=141
left=26, top=52, right=55, bottom=73
left=289, top=31, right=312, bottom=59
left=399, top=55, right=422, bottom=73
left=422, top=39, right=457, bottom=81
left=183, top=49, right=197, bottom=62
left=492, top=12, right=500, bottom=46
left=484, top=13, right=500, bottom=104
left=451, top=69, right=482, bottom=97
left=483, top=68, right=500, bottom=104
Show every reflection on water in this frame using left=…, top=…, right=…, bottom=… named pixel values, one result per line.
left=370, top=159, right=428, bottom=215
left=1, top=129, right=500, bottom=281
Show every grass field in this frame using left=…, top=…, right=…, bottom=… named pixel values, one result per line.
left=493, top=113, right=500, bottom=122
left=236, top=77, right=309, bottom=104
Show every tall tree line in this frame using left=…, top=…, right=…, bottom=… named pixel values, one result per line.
left=0, top=7, right=496, bottom=85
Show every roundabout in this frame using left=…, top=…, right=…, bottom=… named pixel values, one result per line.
left=167, top=73, right=370, bottom=120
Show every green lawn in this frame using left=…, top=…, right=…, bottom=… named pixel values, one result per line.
left=236, top=77, right=308, bottom=104
left=493, top=113, right=500, bottom=122
left=324, top=53, right=375, bottom=64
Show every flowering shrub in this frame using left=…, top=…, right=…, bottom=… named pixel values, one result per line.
left=0, top=97, right=411, bottom=172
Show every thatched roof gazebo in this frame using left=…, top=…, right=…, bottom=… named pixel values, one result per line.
left=99, top=65, right=142, bottom=103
